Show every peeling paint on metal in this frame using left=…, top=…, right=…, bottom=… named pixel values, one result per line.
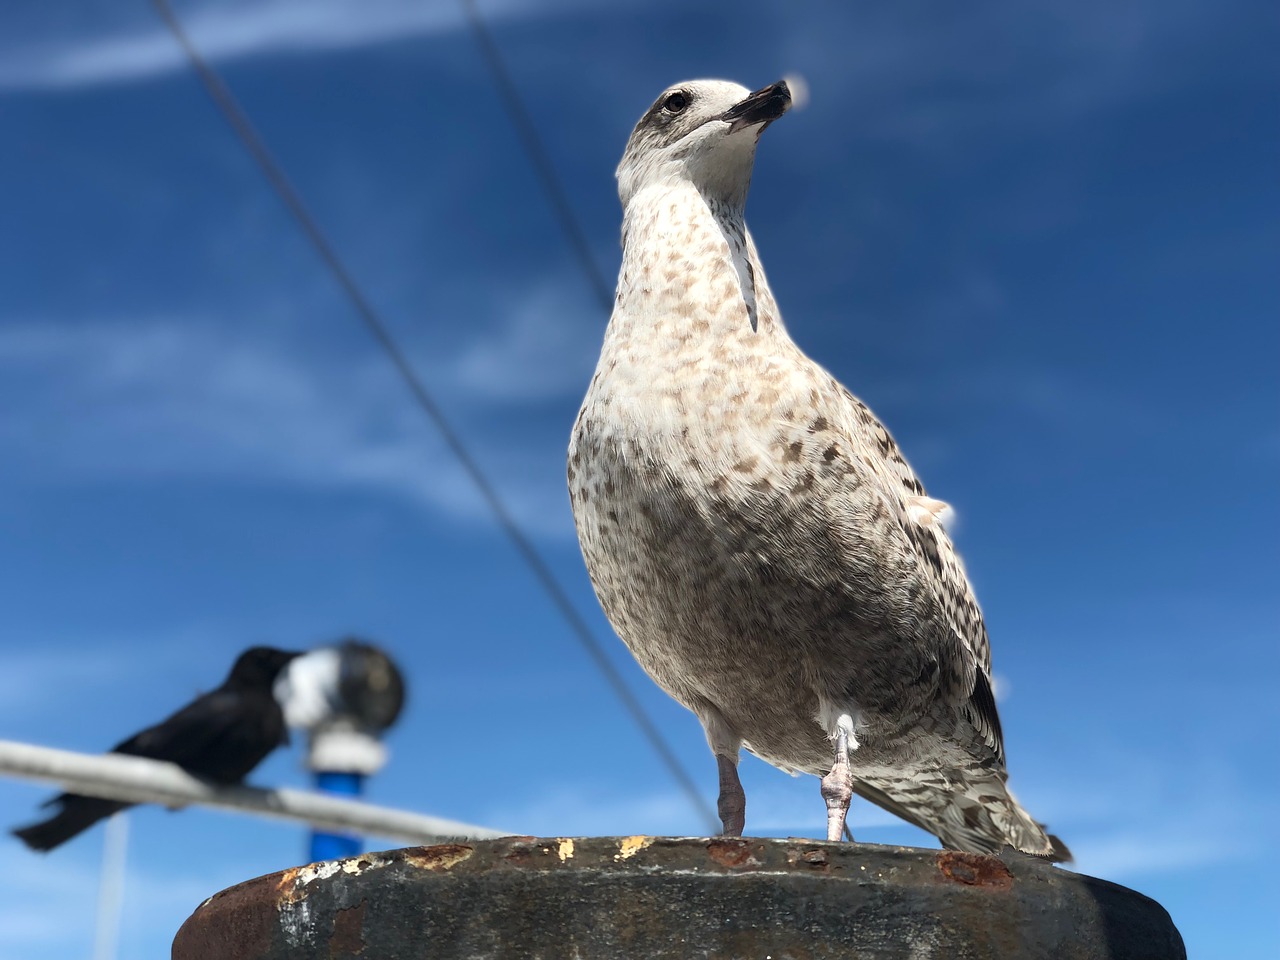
left=614, top=835, right=652, bottom=861
left=275, top=865, right=302, bottom=901
left=404, top=843, right=474, bottom=872
left=557, top=838, right=575, bottom=861
left=278, top=898, right=314, bottom=947
left=339, top=854, right=389, bottom=876
left=278, top=854, right=399, bottom=911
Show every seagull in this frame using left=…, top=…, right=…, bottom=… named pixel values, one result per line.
left=12, top=646, right=300, bottom=852
left=568, top=79, right=1068, bottom=858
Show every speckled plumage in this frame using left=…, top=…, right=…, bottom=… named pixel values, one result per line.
left=568, top=80, right=1067, bottom=860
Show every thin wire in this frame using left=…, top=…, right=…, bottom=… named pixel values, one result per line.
left=150, top=0, right=719, bottom=833
left=459, top=0, right=614, bottom=312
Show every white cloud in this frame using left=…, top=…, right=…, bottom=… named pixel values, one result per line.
left=491, top=767, right=912, bottom=841
left=452, top=282, right=603, bottom=402
left=0, top=630, right=250, bottom=724
left=1065, top=832, right=1243, bottom=881
left=983, top=368, right=1155, bottom=435
left=495, top=745, right=1273, bottom=879
left=0, top=649, right=155, bottom=721
left=1017, top=750, right=1274, bottom=883
left=0, top=314, right=581, bottom=537
left=0, top=0, right=551, bottom=91
left=778, top=0, right=1231, bottom=147
left=495, top=784, right=704, bottom=838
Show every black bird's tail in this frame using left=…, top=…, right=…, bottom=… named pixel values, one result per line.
left=11, top=795, right=132, bottom=852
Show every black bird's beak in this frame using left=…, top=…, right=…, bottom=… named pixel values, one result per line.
left=721, top=80, right=792, bottom=134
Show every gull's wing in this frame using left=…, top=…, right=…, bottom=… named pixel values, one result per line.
left=834, top=385, right=1005, bottom=762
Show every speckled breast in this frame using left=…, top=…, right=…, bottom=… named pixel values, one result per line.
left=567, top=377, right=941, bottom=773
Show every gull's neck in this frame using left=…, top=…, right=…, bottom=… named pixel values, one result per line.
left=610, top=182, right=784, bottom=348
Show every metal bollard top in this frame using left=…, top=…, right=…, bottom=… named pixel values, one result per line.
left=173, top=836, right=1185, bottom=960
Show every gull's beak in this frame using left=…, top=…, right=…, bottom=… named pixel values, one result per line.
left=721, top=80, right=792, bottom=134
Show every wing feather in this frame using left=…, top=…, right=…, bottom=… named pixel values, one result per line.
left=833, top=385, right=1004, bottom=760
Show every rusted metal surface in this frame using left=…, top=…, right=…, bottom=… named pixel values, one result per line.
left=935, top=850, right=1015, bottom=890
left=172, top=836, right=1185, bottom=960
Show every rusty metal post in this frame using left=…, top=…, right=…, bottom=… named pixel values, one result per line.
left=172, top=837, right=1185, bottom=960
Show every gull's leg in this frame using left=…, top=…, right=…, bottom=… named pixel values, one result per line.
left=716, top=754, right=746, bottom=836
left=699, top=704, right=746, bottom=836
left=820, top=713, right=857, bottom=843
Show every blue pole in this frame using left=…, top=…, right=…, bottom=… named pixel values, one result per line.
left=308, top=771, right=365, bottom=862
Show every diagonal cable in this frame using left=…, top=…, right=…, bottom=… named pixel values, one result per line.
left=150, top=0, right=719, bottom=833
left=459, top=0, right=614, bottom=311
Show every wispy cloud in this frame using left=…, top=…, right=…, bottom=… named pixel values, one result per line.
left=452, top=282, right=603, bottom=403
left=494, top=784, right=705, bottom=838
left=0, top=647, right=163, bottom=722
left=968, top=366, right=1157, bottom=437
left=0, top=314, right=582, bottom=536
left=1066, top=832, right=1243, bottom=881
left=0, top=628, right=257, bottom=725
left=0, top=0, right=548, bottom=91
left=491, top=768, right=912, bottom=841
left=497, top=747, right=1276, bottom=878
left=1020, top=751, right=1274, bottom=883
left=780, top=0, right=1235, bottom=145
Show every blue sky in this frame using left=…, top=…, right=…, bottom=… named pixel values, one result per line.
left=1, top=0, right=1276, bottom=956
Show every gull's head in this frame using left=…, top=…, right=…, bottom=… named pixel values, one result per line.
left=617, top=79, right=792, bottom=209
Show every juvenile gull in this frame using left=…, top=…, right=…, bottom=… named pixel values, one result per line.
left=568, top=79, right=1068, bottom=858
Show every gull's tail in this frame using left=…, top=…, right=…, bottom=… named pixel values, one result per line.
left=853, top=770, right=1071, bottom=863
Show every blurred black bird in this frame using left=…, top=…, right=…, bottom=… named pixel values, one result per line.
left=12, top=646, right=301, bottom=852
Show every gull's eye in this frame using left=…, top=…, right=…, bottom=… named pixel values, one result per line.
left=663, top=92, right=689, bottom=114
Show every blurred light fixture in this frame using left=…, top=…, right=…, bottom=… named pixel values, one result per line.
left=275, top=638, right=407, bottom=861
